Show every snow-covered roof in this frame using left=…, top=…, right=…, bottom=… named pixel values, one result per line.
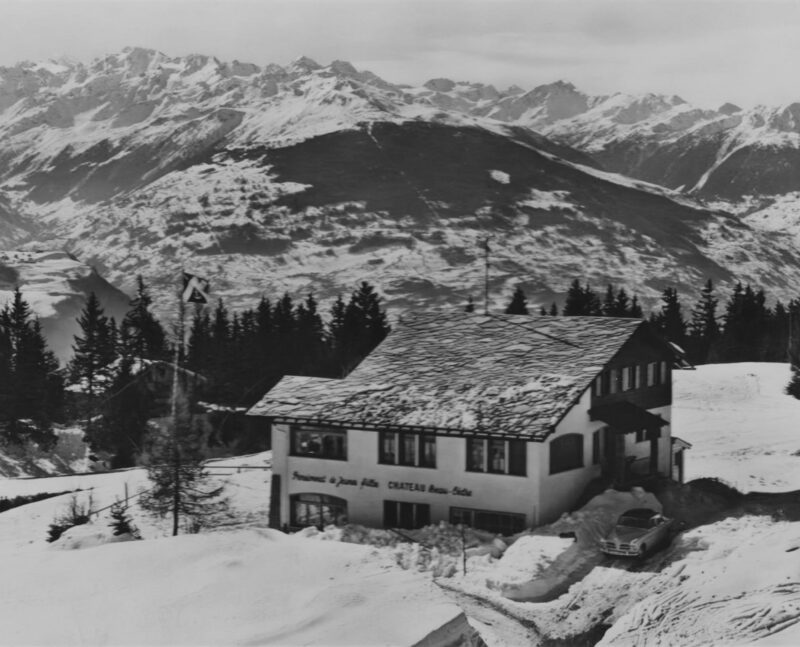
left=248, top=313, right=647, bottom=440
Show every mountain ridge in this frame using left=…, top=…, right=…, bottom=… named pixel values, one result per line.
left=3, top=48, right=800, bottom=331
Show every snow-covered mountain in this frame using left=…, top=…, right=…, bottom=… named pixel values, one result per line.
left=3, top=48, right=800, bottom=323
left=413, top=78, right=800, bottom=200
left=0, top=250, right=130, bottom=361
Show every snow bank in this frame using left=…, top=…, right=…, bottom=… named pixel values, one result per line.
left=0, top=451, right=474, bottom=646
left=673, top=362, right=800, bottom=491
left=0, top=528, right=465, bottom=646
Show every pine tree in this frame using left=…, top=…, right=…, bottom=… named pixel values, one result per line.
left=505, top=286, right=529, bottom=315
left=108, top=501, right=140, bottom=538
left=295, top=293, right=325, bottom=374
left=121, top=276, right=168, bottom=362
left=602, top=285, right=616, bottom=316
left=715, top=283, right=768, bottom=362
left=629, top=296, right=643, bottom=319
left=0, top=325, right=13, bottom=438
left=0, top=289, right=62, bottom=447
left=329, top=283, right=390, bottom=376
left=549, top=302, right=558, bottom=316
left=651, top=287, right=686, bottom=346
left=139, top=372, right=225, bottom=535
left=69, top=293, right=117, bottom=434
left=92, top=357, right=152, bottom=468
left=563, top=279, right=585, bottom=316
left=614, top=289, right=632, bottom=317
left=563, top=280, right=602, bottom=316
left=687, top=279, right=719, bottom=364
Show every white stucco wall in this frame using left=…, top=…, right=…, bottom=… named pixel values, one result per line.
left=538, top=388, right=604, bottom=524
left=271, top=423, right=542, bottom=529
left=270, top=393, right=673, bottom=530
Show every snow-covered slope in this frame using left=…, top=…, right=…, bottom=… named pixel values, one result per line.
left=673, top=362, right=800, bottom=492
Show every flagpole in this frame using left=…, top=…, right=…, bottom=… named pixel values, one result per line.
left=169, top=268, right=185, bottom=536
left=483, top=237, right=490, bottom=316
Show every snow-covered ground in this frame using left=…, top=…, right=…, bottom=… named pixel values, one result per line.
left=673, top=362, right=800, bottom=492
left=0, top=528, right=463, bottom=646
left=3, top=362, right=800, bottom=645
left=0, top=452, right=471, bottom=645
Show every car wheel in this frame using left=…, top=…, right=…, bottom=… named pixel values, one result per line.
left=639, top=544, right=648, bottom=557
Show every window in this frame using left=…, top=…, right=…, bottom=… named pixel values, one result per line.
left=450, top=507, right=526, bottom=536
left=660, top=361, right=669, bottom=384
left=646, top=362, right=658, bottom=386
left=488, top=439, right=506, bottom=473
left=384, top=500, right=430, bottom=529
left=549, top=433, right=584, bottom=474
left=291, top=426, right=347, bottom=460
left=420, top=434, right=436, bottom=468
left=379, top=431, right=437, bottom=468
left=379, top=432, right=396, bottom=464
left=467, top=438, right=485, bottom=472
left=597, top=366, right=640, bottom=395
left=399, top=432, right=416, bottom=466
left=291, top=493, right=348, bottom=528
left=466, top=438, right=526, bottom=476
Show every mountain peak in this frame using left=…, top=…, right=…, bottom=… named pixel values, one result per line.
left=288, top=56, right=322, bottom=74
left=329, top=60, right=358, bottom=76
left=424, top=78, right=456, bottom=92
left=533, top=80, right=579, bottom=94
left=719, top=102, right=742, bottom=115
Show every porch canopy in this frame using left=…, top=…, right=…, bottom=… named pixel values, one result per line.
left=589, top=401, right=668, bottom=434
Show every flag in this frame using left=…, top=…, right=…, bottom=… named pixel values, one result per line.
left=182, top=272, right=210, bottom=304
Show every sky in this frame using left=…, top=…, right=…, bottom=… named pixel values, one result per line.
left=2, top=0, right=800, bottom=108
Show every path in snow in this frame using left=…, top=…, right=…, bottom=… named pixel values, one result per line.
left=436, top=581, right=542, bottom=647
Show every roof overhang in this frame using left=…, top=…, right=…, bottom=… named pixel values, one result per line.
left=589, top=401, right=668, bottom=433
left=672, top=436, right=692, bottom=450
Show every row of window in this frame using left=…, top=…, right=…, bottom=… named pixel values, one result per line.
left=593, top=360, right=669, bottom=397
left=291, top=426, right=601, bottom=476
left=291, top=426, right=531, bottom=475
left=290, top=493, right=525, bottom=535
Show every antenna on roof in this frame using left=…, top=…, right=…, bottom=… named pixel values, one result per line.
left=482, top=237, right=491, bottom=315
left=488, top=314, right=583, bottom=348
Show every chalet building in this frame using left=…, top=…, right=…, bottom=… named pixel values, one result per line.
left=247, top=313, right=684, bottom=534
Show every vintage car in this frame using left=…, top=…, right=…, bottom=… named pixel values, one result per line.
left=599, top=508, right=673, bottom=557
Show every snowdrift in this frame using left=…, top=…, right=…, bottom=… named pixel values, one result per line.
left=0, top=529, right=469, bottom=646
left=673, top=362, right=800, bottom=492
